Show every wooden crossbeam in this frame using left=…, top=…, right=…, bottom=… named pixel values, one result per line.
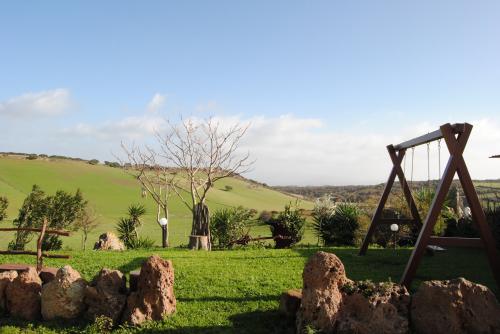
left=428, top=237, right=483, bottom=248
left=0, top=250, right=70, bottom=259
left=393, top=123, right=466, bottom=150
left=360, top=122, right=500, bottom=290
left=0, top=227, right=70, bottom=236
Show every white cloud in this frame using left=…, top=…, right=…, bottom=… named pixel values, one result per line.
left=60, top=106, right=500, bottom=186
left=67, top=115, right=166, bottom=140
left=0, top=89, right=71, bottom=118
left=147, top=93, right=166, bottom=113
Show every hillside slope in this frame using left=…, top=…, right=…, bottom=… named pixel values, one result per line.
left=0, top=156, right=311, bottom=249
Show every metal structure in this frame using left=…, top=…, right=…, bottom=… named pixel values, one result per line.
left=359, top=123, right=500, bottom=289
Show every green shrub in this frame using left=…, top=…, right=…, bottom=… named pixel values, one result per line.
left=224, top=185, right=233, bottom=192
left=0, top=196, right=8, bottom=221
left=210, top=206, right=254, bottom=248
left=8, top=185, right=86, bottom=251
left=128, top=236, right=156, bottom=249
left=26, top=154, right=38, bottom=160
left=313, top=201, right=361, bottom=246
left=88, top=159, right=99, bottom=165
left=268, top=204, right=305, bottom=248
left=116, top=204, right=149, bottom=249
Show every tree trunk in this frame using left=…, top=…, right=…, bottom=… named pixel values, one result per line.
left=188, top=202, right=211, bottom=250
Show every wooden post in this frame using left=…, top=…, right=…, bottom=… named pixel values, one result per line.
left=36, top=219, right=48, bottom=272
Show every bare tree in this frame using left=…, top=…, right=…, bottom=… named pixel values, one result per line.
left=74, top=206, right=100, bottom=251
left=120, top=143, right=176, bottom=247
left=157, top=117, right=253, bottom=250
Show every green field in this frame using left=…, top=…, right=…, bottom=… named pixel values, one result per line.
left=0, top=156, right=313, bottom=250
left=0, top=247, right=496, bottom=333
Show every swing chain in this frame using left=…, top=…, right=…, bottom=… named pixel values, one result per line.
left=437, top=139, right=442, bottom=178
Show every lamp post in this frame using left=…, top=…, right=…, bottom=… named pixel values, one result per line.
left=390, top=223, right=399, bottom=250
left=159, top=218, right=168, bottom=248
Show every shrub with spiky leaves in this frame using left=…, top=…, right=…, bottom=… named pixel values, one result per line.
left=313, top=201, right=361, bottom=246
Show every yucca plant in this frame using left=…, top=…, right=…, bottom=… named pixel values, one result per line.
left=116, top=204, right=147, bottom=249
left=313, top=202, right=361, bottom=246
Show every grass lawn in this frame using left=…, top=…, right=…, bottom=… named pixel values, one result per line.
left=0, top=156, right=313, bottom=250
left=0, top=246, right=497, bottom=333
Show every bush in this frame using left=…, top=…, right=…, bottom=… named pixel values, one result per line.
left=210, top=206, right=255, bottom=248
left=0, top=197, right=8, bottom=221
left=224, top=185, right=233, bottom=192
left=313, top=201, right=361, bottom=246
left=268, top=204, right=305, bottom=248
left=88, top=159, right=99, bottom=165
left=128, top=236, right=155, bottom=249
left=116, top=204, right=149, bottom=249
left=9, top=185, right=86, bottom=251
left=26, top=154, right=38, bottom=160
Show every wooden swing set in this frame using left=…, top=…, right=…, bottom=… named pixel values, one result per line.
left=359, top=122, right=500, bottom=289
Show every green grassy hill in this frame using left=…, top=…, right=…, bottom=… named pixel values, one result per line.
left=0, top=155, right=313, bottom=249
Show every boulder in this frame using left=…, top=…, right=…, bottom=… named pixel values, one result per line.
left=280, top=289, right=302, bottom=317
left=0, top=270, right=18, bottom=313
left=337, top=280, right=410, bottom=334
left=411, top=277, right=500, bottom=334
left=5, top=267, right=42, bottom=320
left=85, top=268, right=127, bottom=323
left=296, top=251, right=350, bottom=332
left=94, top=232, right=125, bottom=251
left=122, top=255, right=176, bottom=325
left=41, top=265, right=88, bottom=320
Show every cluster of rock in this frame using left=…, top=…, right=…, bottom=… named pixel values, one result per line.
left=282, top=251, right=500, bottom=334
left=0, top=255, right=176, bottom=327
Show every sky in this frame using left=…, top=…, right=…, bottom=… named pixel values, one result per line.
left=1, top=1, right=500, bottom=186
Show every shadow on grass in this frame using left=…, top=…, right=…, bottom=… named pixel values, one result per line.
left=133, top=310, right=295, bottom=334
left=291, top=246, right=498, bottom=294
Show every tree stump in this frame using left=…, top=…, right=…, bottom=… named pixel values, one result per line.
left=188, top=235, right=209, bottom=250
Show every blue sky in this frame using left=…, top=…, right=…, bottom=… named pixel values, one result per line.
left=1, top=1, right=500, bottom=185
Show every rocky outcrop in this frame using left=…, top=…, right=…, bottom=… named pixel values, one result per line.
left=0, top=271, right=18, bottom=313
left=411, top=277, right=500, bottom=334
left=297, top=252, right=410, bottom=334
left=41, top=265, right=88, bottom=320
left=280, top=289, right=302, bottom=317
left=94, top=232, right=125, bottom=251
left=337, top=280, right=410, bottom=334
left=297, top=251, right=350, bottom=332
left=5, top=267, right=42, bottom=320
left=85, top=268, right=127, bottom=323
left=122, top=255, right=176, bottom=325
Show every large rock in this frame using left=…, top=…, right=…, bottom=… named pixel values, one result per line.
left=280, top=289, right=302, bottom=317
left=94, top=232, right=125, bottom=251
left=85, top=268, right=127, bottom=323
left=0, top=271, right=18, bottom=313
left=337, top=280, right=410, bottom=334
left=5, top=267, right=42, bottom=320
left=411, top=277, right=500, bottom=334
left=297, top=251, right=350, bottom=332
left=122, top=255, right=176, bottom=325
left=41, top=265, right=88, bottom=320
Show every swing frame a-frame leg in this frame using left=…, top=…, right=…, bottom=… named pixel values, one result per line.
left=359, top=145, right=422, bottom=256
left=360, top=122, right=500, bottom=290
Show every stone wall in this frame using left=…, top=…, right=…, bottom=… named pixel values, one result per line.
left=0, top=255, right=176, bottom=326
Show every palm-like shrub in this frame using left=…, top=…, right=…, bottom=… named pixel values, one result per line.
left=268, top=204, right=305, bottom=248
left=313, top=202, right=361, bottom=246
left=116, top=204, right=148, bottom=249
left=210, top=206, right=254, bottom=248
